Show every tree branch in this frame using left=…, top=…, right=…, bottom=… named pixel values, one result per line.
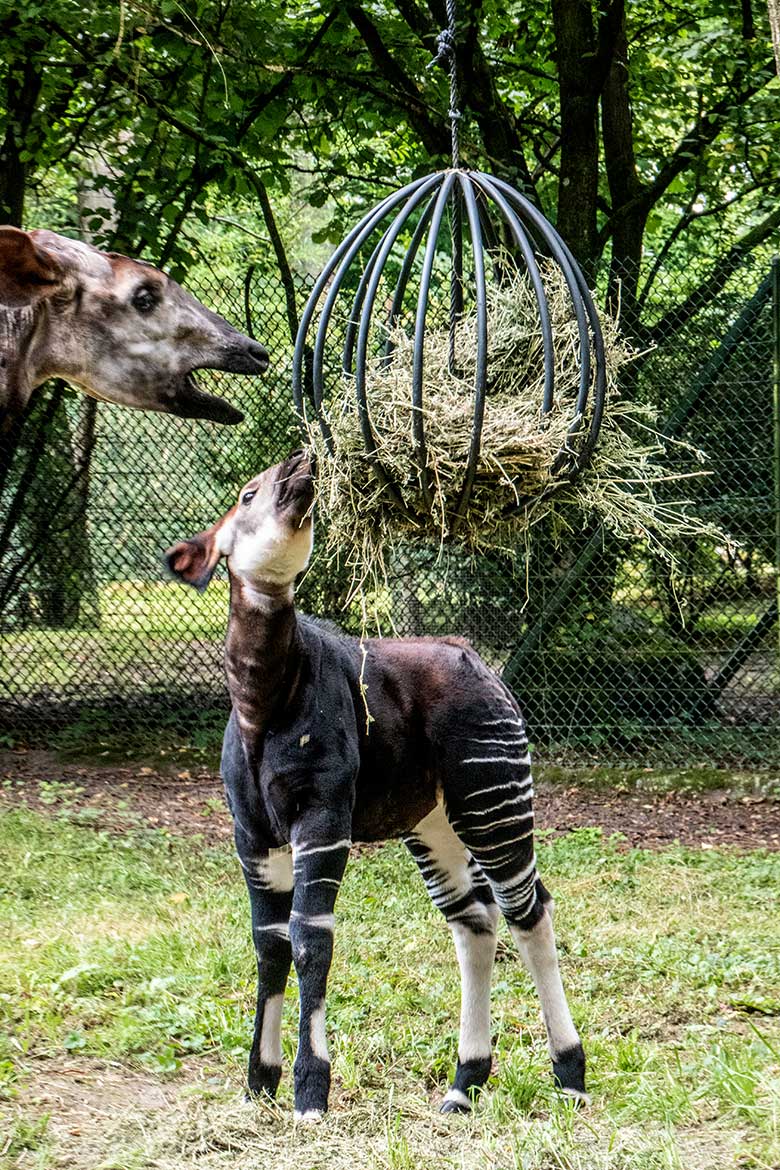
left=345, top=4, right=450, bottom=157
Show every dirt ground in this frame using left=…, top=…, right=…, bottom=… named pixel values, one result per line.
left=1, top=748, right=778, bottom=850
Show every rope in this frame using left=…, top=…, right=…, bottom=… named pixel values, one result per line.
left=427, top=0, right=461, bottom=167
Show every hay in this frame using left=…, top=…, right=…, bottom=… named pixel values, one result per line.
left=303, top=264, right=719, bottom=601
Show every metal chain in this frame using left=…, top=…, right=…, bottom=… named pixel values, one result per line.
left=427, top=0, right=462, bottom=167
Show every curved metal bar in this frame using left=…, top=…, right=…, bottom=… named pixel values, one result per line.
left=449, top=180, right=464, bottom=374
left=311, top=175, right=442, bottom=421
left=291, top=174, right=437, bottom=437
left=292, top=183, right=401, bottom=416
left=411, top=170, right=458, bottom=509
left=479, top=173, right=593, bottom=422
left=382, top=193, right=439, bottom=364
left=350, top=181, right=446, bottom=510
left=481, top=175, right=608, bottom=494
left=342, top=176, right=443, bottom=379
left=472, top=172, right=556, bottom=415
left=452, top=172, right=488, bottom=523
left=552, top=233, right=607, bottom=472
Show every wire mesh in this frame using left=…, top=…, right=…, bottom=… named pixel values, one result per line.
left=1, top=250, right=778, bottom=768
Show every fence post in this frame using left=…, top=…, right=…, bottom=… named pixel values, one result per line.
left=774, top=257, right=780, bottom=656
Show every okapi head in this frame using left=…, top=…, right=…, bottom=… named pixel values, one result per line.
left=0, top=226, right=269, bottom=424
left=165, top=450, right=314, bottom=594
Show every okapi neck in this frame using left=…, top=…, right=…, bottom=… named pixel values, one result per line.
left=224, top=572, right=302, bottom=744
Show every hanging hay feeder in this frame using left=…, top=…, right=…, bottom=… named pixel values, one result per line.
left=290, top=4, right=714, bottom=597
left=292, top=167, right=608, bottom=528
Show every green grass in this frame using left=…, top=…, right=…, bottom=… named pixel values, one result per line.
left=1, top=808, right=779, bottom=1168
left=0, top=579, right=230, bottom=693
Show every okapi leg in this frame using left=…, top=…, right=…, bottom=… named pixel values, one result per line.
left=442, top=716, right=586, bottom=1100
left=289, top=830, right=351, bottom=1121
left=404, top=805, right=498, bottom=1113
left=510, top=890, right=587, bottom=1102
left=239, top=843, right=294, bottom=1098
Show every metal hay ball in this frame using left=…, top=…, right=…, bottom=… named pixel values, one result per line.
left=292, top=168, right=607, bottom=526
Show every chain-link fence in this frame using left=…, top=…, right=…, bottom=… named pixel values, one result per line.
left=1, top=247, right=778, bottom=768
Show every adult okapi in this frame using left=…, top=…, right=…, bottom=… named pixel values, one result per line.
left=0, top=226, right=269, bottom=492
left=166, top=450, right=586, bottom=1121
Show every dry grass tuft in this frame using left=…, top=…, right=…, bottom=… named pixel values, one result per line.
left=303, top=265, right=720, bottom=603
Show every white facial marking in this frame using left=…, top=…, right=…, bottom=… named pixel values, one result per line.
left=230, top=510, right=313, bottom=586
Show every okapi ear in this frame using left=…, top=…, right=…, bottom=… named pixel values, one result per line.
left=0, top=227, right=64, bottom=308
left=164, top=531, right=222, bottom=592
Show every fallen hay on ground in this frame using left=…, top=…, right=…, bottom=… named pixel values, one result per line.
left=304, top=264, right=721, bottom=602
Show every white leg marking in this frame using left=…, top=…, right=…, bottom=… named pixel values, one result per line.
left=291, top=912, right=335, bottom=931
left=240, top=846, right=293, bottom=892
left=409, top=805, right=475, bottom=910
left=461, top=755, right=531, bottom=766
left=259, top=992, right=284, bottom=1066
left=309, top=999, right=329, bottom=1062
left=510, top=907, right=580, bottom=1058
left=293, top=839, right=351, bottom=860
left=451, top=912, right=498, bottom=1063
left=294, top=1109, right=325, bottom=1123
left=442, top=1087, right=472, bottom=1110
left=254, top=922, right=290, bottom=941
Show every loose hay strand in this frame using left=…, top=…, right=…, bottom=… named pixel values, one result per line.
left=303, top=263, right=721, bottom=605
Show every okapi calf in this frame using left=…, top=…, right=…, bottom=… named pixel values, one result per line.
left=0, top=226, right=269, bottom=433
left=166, top=451, right=586, bottom=1120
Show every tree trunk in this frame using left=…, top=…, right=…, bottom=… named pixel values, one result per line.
left=0, top=43, right=42, bottom=225
left=601, top=15, right=647, bottom=340
left=551, top=0, right=601, bottom=274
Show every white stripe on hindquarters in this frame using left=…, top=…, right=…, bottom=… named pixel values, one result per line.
left=466, top=737, right=528, bottom=747
left=461, top=754, right=531, bottom=766
left=460, top=777, right=534, bottom=803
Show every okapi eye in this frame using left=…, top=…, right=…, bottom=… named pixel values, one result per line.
left=241, top=490, right=256, bottom=506
left=132, top=286, right=158, bottom=313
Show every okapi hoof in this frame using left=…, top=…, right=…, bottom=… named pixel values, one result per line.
left=552, top=1043, right=588, bottom=1105
left=440, top=1088, right=473, bottom=1114
left=246, top=1062, right=282, bottom=1101
left=294, top=1109, right=325, bottom=1123
left=561, top=1087, right=591, bottom=1107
